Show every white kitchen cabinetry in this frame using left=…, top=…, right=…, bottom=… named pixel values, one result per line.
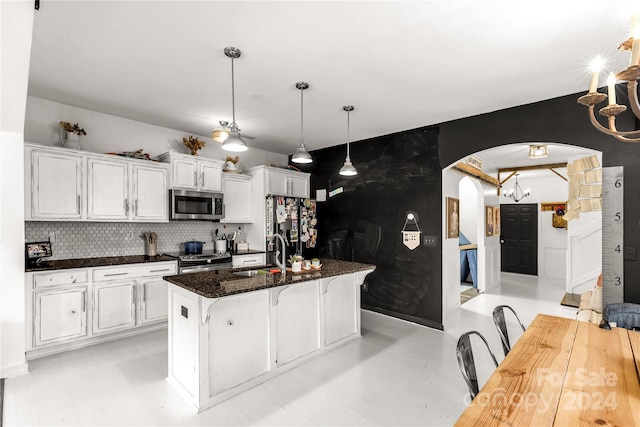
left=274, top=281, right=320, bottom=366
left=26, top=146, right=83, bottom=220
left=87, top=158, right=129, bottom=220
left=231, top=253, right=266, bottom=268
left=34, top=287, right=87, bottom=346
left=160, top=151, right=223, bottom=192
left=221, top=173, right=252, bottom=223
left=322, top=273, right=358, bottom=345
left=261, top=166, right=310, bottom=198
left=246, top=165, right=310, bottom=251
left=93, top=280, right=137, bottom=334
left=167, top=266, right=373, bottom=412
left=208, top=290, right=271, bottom=394
left=87, top=157, right=169, bottom=222
left=132, top=164, right=169, bottom=222
left=26, top=261, right=177, bottom=358
left=140, top=277, right=169, bottom=324
left=25, top=143, right=169, bottom=222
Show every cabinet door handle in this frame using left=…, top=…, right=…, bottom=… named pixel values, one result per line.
left=150, top=268, right=171, bottom=273
left=82, top=294, right=86, bottom=312
left=134, top=199, right=138, bottom=216
left=201, top=171, right=205, bottom=187
left=77, top=195, right=81, bottom=214
left=125, top=198, right=130, bottom=215
left=194, top=171, right=198, bottom=186
left=103, top=272, right=128, bottom=277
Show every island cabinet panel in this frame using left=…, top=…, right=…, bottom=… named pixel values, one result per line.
left=165, top=263, right=375, bottom=412
left=275, top=281, right=321, bottom=366
left=169, top=290, right=199, bottom=398
left=208, top=290, right=271, bottom=394
left=322, top=273, right=358, bottom=346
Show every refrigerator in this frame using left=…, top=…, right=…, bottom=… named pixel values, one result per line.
left=265, top=196, right=318, bottom=265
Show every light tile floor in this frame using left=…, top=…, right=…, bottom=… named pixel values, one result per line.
left=4, top=273, right=576, bottom=427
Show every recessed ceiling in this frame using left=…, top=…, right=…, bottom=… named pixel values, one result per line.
left=27, top=1, right=637, bottom=155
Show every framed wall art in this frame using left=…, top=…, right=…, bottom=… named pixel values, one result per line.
left=486, top=206, right=494, bottom=236
left=446, top=197, right=459, bottom=238
left=493, top=206, right=501, bottom=236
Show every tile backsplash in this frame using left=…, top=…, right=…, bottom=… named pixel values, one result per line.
left=25, top=221, right=244, bottom=260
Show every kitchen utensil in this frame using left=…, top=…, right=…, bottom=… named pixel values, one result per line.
left=184, top=241, right=205, bottom=255
left=215, top=239, right=227, bottom=253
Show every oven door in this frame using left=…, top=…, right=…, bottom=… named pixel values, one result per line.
left=170, top=189, right=224, bottom=220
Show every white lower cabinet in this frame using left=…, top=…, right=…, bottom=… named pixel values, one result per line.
left=26, top=261, right=176, bottom=357
left=322, top=273, right=358, bottom=345
left=140, top=278, right=169, bottom=324
left=93, top=281, right=136, bottom=334
left=34, top=287, right=87, bottom=346
left=209, top=290, right=271, bottom=394
left=275, top=281, right=320, bottom=366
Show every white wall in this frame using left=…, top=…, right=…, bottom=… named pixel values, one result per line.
left=25, top=97, right=287, bottom=170
left=441, top=169, right=461, bottom=327
left=459, top=177, right=477, bottom=242
left=1, top=1, right=34, bottom=378
left=480, top=184, right=500, bottom=292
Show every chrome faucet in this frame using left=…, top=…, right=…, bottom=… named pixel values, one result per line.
left=269, top=233, right=287, bottom=277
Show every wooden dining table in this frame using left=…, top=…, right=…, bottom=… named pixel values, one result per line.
left=455, top=313, right=640, bottom=426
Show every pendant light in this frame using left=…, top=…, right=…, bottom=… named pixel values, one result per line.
left=219, top=46, right=248, bottom=152
left=339, top=105, right=357, bottom=176
left=291, top=82, right=313, bottom=164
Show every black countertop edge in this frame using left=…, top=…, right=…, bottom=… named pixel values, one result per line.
left=25, top=254, right=177, bottom=272
left=163, top=259, right=376, bottom=299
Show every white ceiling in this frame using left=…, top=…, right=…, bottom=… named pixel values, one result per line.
left=28, top=1, right=636, bottom=160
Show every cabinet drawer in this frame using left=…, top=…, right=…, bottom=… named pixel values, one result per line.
left=93, top=262, right=177, bottom=282
left=33, top=269, right=88, bottom=288
left=232, top=254, right=266, bottom=268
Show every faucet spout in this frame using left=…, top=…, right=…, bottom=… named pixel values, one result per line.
left=269, top=233, right=287, bottom=277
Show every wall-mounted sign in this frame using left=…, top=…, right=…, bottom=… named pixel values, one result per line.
left=401, top=213, right=421, bottom=250
left=468, top=156, right=483, bottom=170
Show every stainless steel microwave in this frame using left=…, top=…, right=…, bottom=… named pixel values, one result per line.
left=170, top=189, right=224, bottom=221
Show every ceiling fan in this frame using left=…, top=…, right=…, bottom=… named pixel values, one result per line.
left=212, top=120, right=255, bottom=143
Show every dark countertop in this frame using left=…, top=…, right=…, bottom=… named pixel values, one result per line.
left=163, top=258, right=376, bottom=299
left=25, top=254, right=177, bottom=272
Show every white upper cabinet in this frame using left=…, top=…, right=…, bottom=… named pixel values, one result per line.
left=160, top=151, right=223, bottom=192
left=221, top=173, right=253, bottom=223
left=25, top=143, right=169, bottom=222
left=87, top=158, right=129, bottom=220
left=26, top=147, right=83, bottom=220
left=132, top=165, right=168, bottom=222
left=263, top=167, right=310, bottom=198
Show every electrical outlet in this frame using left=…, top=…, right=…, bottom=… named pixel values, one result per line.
left=128, top=231, right=134, bottom=240
left=423, top=235, right=437, bottom=247
left=48, top=231, right=56, bottom=242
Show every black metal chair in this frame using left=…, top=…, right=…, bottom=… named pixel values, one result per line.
left=492, top=305, right=526, bottom=357
left=456, top=331, right=499, bottom=400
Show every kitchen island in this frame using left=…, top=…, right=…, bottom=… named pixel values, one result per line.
left=163, top=259, right=375, bottom=412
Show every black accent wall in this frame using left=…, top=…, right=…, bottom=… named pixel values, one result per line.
left=295, top=86, right=640, bottom=329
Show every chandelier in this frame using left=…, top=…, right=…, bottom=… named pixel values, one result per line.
left=578, top=15, right=640, bottom=142
left=503, top=173, right=530, bottom=203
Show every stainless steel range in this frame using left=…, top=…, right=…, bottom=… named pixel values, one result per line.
left=166, top=250, right=233, bottom=274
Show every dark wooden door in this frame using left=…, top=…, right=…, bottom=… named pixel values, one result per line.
left=500, top=203, right=538, bottom=275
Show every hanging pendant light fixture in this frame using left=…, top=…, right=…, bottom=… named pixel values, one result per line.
left=339, top=105, right=357, bottom=176
left=503, top=173, right=530, bottom=202
left=218, top=46, right=248, bottom=152
left=291, top=82, right=312, bottom=164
